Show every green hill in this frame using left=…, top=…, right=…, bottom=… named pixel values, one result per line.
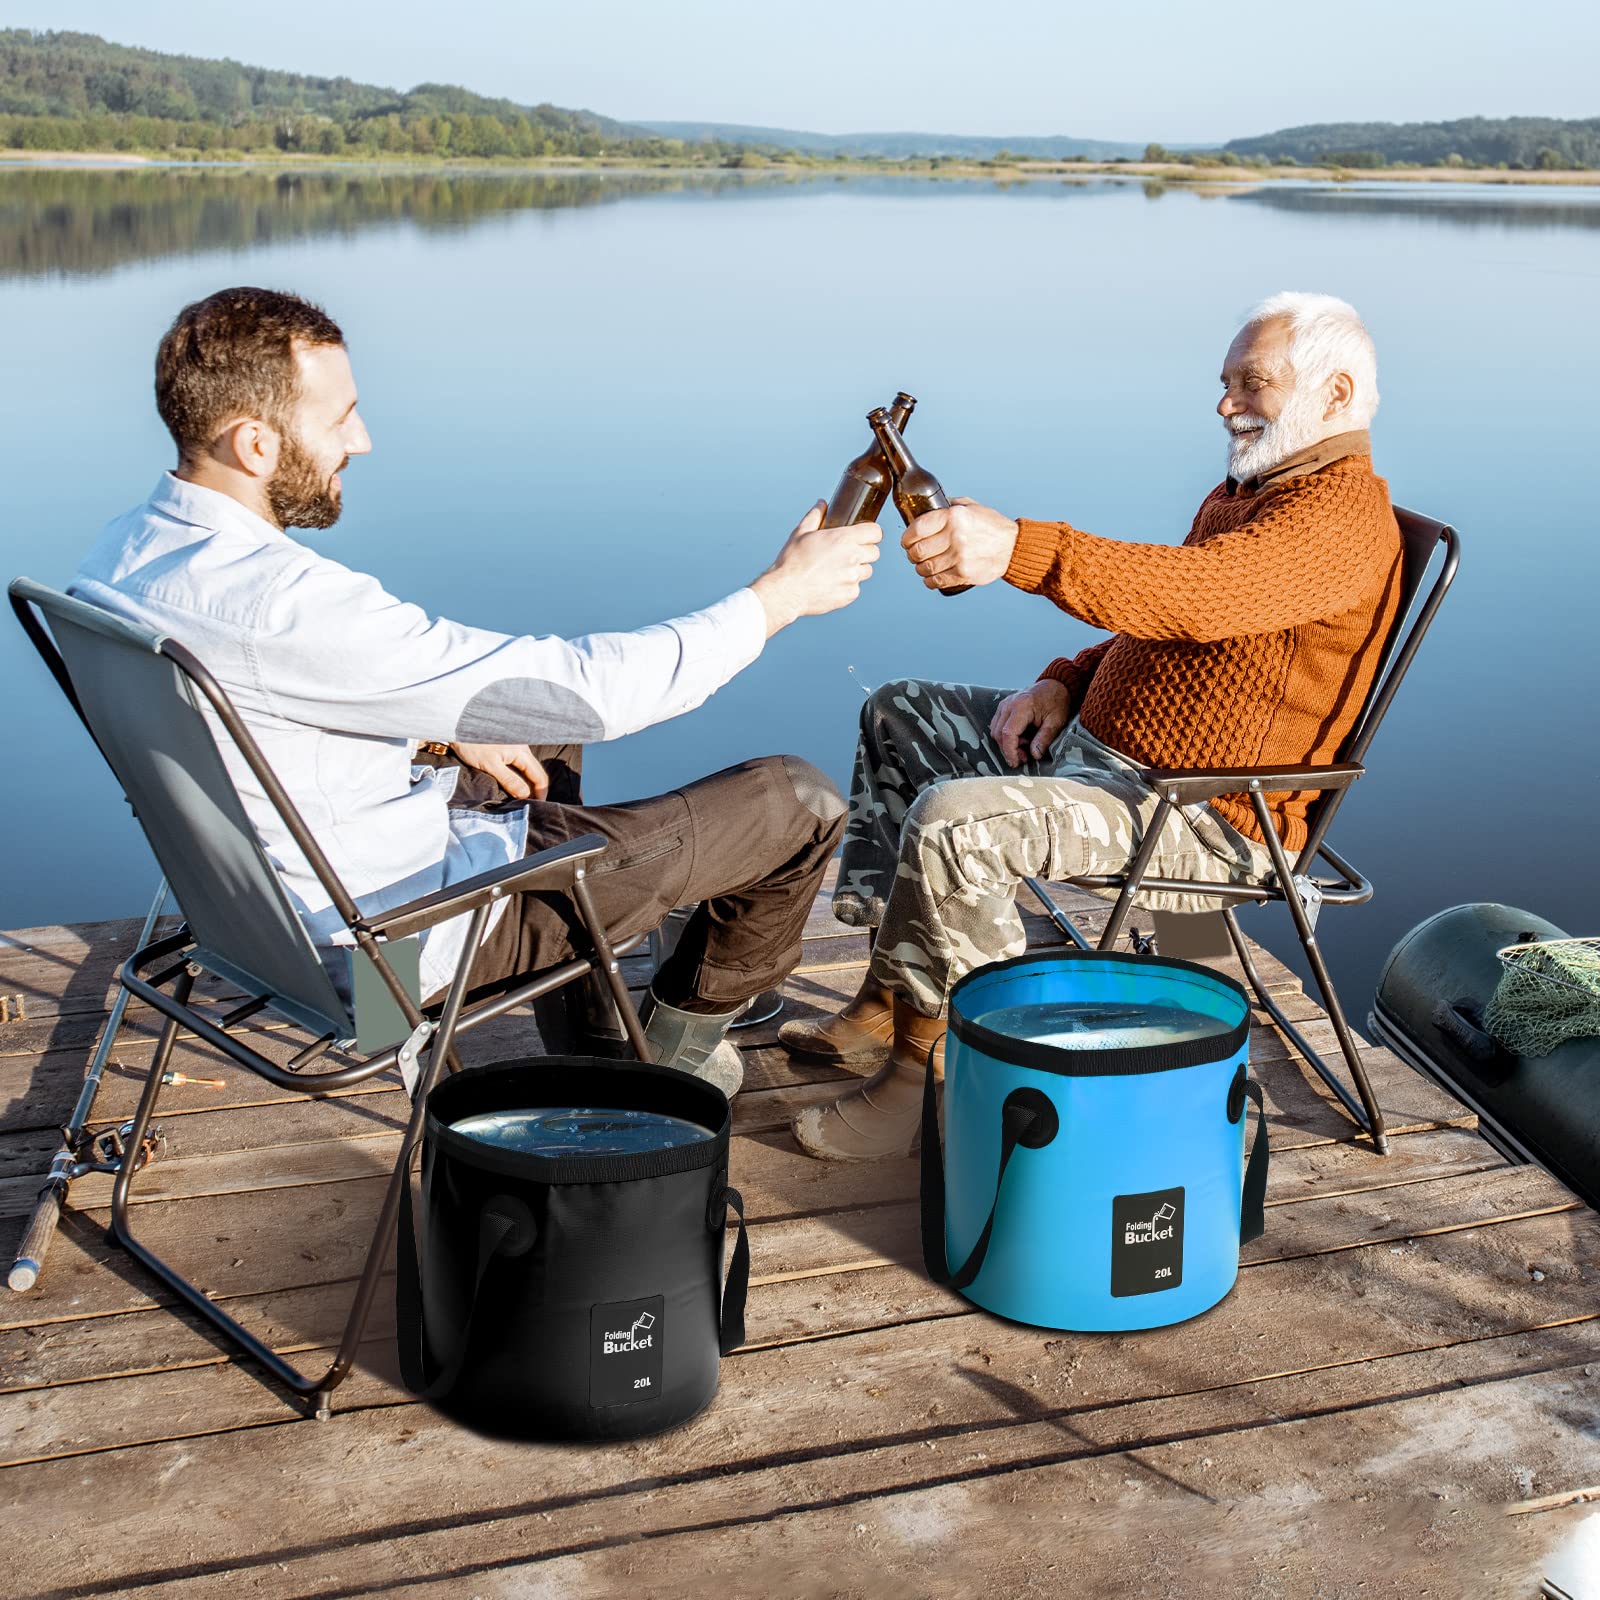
left=1225, top=116, right=1600, bottom=170
left=0, top=29, right=720, bottom=159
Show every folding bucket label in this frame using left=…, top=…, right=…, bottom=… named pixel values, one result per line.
left=589, top=1294, right=665, bottom=1407
left=1110, top=1187, right=1185, bottom=1297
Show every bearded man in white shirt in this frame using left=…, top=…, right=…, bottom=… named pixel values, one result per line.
left=73, top=286, right=883, bottom=1097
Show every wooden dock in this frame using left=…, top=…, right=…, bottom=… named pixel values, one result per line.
left=3, top=874, right=1598, bottom=1598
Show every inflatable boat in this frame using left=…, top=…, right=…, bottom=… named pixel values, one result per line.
left=1369, top=904, right=1599, bottom=1212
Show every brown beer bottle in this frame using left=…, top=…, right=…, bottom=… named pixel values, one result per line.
left=867, top=406, right=971, bottom=597
left=823, top=392, right=916, bottom=529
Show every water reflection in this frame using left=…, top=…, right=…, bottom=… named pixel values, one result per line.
left=8, top=165, right=1600, bottom=280
left=0, top=166, right=783, bottom=278
left=1228, top=181, right=1600, bottom=231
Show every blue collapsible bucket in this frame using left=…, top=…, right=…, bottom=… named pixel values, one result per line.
left=921, top=950, right=1268, bottom=1332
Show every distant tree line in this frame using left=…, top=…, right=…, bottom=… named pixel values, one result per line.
left=0, top=29, right=758, bottom=162
left=1223, top=117, right=1600, bottom=171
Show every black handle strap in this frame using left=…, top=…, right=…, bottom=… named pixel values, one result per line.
left=920, top=1035, right=951, bottom=1283
left=1431, top=998, right=1514, bottom=1075
left=924, top=1053, right=1271, bottom=1279
left=716, top=1184, right=750, bottom=1354
left=1238, top=1076, right=1269, bottom=1246
left=921, top=1037, right=1057, bottom=1291
left=397, top=1181, right=532, bottom=1400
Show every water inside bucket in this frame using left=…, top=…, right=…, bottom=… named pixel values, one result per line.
left=450, top=1107, right=713, bottom=1156
left=969, top=1000, right=1229, bottom=1051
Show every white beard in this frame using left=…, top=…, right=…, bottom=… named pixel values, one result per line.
left=1226, top=383, right=1328, bottom=481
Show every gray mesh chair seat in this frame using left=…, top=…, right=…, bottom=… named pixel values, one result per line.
left=1023, top=508, right=1460, bottom=1154
left=10, top=577, right=650, bottom=1417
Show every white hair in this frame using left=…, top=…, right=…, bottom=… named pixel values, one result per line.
left=1245, top=291, right=1380, bottom=427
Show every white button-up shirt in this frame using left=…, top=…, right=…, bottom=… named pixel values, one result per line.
left=72, top=474, right=768, bottom=1001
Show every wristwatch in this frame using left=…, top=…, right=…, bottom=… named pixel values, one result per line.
left=418, top=741, right=452, bottom=758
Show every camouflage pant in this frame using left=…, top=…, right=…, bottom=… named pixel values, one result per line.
left=836, top=679, right=1277, bottom=1016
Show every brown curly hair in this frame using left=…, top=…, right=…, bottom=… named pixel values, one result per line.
left=155, top=287, right=344, bottom=462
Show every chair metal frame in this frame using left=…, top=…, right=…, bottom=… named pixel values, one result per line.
left=1024, top=509, right=1460, bottom=1155
left=12, top=578, right=650, bottom=1417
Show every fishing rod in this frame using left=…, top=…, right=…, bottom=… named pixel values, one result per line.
left=9, top=877, right=170, bottom=1292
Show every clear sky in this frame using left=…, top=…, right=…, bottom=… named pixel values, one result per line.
left=20, top=0, right=1600, bottom=144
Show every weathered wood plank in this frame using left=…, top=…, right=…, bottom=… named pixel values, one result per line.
left=3, top=1269, right=1596, bottom=1597
left=303, top=1363, right=1595, bottom=1600
left=0, top=886, right=1309, bottom=1149
left=0, top=1122, right=1514, bottom=1336
left=0, top=885, right=1040, bottom=1041
left=8, top=989, right=1407, bottom=1152
left=4, top=1154, right=1559, bottom=1397
left=0, top=917, right=172, bottom=1024
left=0, top=1011, right=856, bottom=1151
left=0, top=1003, right=1456, bottom=1199
left=5, top=1197, right=1595, bottom=1468
left=0, top=1036, right=1476, bottom=1226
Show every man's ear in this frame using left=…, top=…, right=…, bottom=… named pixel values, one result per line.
left=1324, top=370, right=1355, bottom=423
left=213, top=416, right=280, bottom=480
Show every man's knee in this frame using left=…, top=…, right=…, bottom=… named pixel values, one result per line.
left=900, top=779, right=1052, bottom=887
left=860, top=677, right=928, bottom=737
left=719, top=753, right=845, bottom=849
left=903, top=776, right=987, bottom=837
left=779, top=754, right=846, bottom=828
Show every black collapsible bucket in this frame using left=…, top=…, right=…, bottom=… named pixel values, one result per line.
left=396, top=1056, right=748, bottom=1440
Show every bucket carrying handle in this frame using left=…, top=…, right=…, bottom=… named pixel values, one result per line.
left=712, top=1182, right=751, bottom=1355
left=920, top=1037, right=1060, bottom=1291
left=397, top=1187, right=537, bottom=1400
left=1230, top=1066, right=1270, bottom=1247
left=922, top=1046, right=1272, bottom=1289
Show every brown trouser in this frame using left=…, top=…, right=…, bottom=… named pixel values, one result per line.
left=432, top=745, right=844, bottom=1026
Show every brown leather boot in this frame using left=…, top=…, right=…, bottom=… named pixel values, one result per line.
left=777, top=971, right=895, bottom=1074
left=791, top=998, right=946, bottom=1162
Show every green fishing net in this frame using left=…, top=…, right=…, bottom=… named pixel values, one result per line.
left=1483, top=937, right=1600, bottom=1057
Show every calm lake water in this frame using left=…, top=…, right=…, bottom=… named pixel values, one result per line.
left=3, top=164, right=1597, bottom=1015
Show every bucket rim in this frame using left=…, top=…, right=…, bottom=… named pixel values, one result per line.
left=423, top=1056, right=730, bottom=1185
left=948, top=949, right=1249, bottom=1078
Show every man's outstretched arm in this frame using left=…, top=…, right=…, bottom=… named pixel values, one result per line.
left=903, top=482, right=1397, bottom=643
left=252, top=503, right=880, bottom=746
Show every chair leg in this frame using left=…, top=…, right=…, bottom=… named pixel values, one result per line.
left=1097, top=798, right=1172, bottom=951
left=1247, top=791, right=1387, bottom=1153
left=109, top=918, right=488, bottom=1420
left=109, top=901, right=648, bottom=1418
left=315, top=1039, right=451, bottom=1410
left=1295, top=929, right=1388, bottom=1154
left=109, top=973, right=349, bottom=1406
left=318, top=902, right=491, bottom=1407
left=570, top=870, right=650, bottom=1061
left=1222, top=908, right=1389, bottom=1155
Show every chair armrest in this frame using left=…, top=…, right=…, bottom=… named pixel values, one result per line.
left=1142, top=762, right=1365, bottom=805
left=355, top=832, right=609, bottom=942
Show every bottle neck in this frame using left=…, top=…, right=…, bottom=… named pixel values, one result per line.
left=869, top=413, right=913, bottom=478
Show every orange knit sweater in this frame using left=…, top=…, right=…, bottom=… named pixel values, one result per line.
left=1003, top=454, right=1403, bottom=850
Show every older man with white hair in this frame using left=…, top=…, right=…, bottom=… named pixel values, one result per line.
left=790, top=292, right=1403, bottom=1161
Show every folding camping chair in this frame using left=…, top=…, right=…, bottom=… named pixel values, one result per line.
left=11, top=578, right=651, bottom=1418
left=1024, top=508, right=1460, bottom=1155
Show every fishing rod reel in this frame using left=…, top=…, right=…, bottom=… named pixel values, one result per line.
left=62, top=1119, right=166, bottom=1180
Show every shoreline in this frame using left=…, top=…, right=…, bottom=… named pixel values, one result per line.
left=3, top=147, right=1599, bottom=188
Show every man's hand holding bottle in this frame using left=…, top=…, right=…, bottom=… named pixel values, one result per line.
left=902, top=499, right=1020, bottom=593
left=751, top=501, right=883, bottom=636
